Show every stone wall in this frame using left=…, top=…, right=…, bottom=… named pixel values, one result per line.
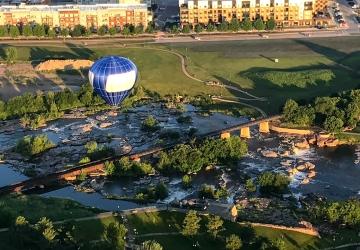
left=270, top=124, right=314, bottom=135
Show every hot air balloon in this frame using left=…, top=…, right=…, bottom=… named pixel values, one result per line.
left=88, top=56, right=138, bottom=106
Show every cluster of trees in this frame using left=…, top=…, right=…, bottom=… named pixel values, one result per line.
left=0, top=83, right=105, bottom=129
left=199, top=184, right=228, bottom=200
left=182, top=210, right=242, bottom=250
left=83, top=141, right=114, bottom=162
left=4, top=215, right=128, bottom=250
left=282, top=89, right=360, bottom=132
left=135, top=182, right=168, bottom=201
left=104, top=157, right=155, bottom=177
left=178, top=18, right=276, bottom=34
left=309, top=199, right=360, bottom=227
left=157, top=136, right=248, bottom=174
left=141, top=115, right=160, bottom=132
left=0, top=22, right=155, bottom=39
left=15, top=134, right=55, bottom=157
left=257, top=172, right=290, bottom=195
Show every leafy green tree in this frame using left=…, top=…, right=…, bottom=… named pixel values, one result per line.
left=266, top=18, right=276, bottom=30
left=60, top=28, right=70, bottom=37
left=71, top=24, right=85, bottom=37
left=182, top=174, right=192, bottom=188
left=0, top=25, right=8, bottom=37
left=0, top=100, right=7, bottom=120
left=182, top=24, right=191, bottom=33
left=206, top=215, right=223, bottom=238
left=5, top=47, right=17, bottom=64
left=15, top=134, right=55, bottom=157
left=109, top=27, right=117, bottom=36
left=122, top=26, right=131, bottom=36
left=182, top=210, right=201, bottom=237
left=254, top=18, right=265, bottom=30
left=103, top=222, right=127, bottom=248
left=139, top=240, right=163, bottom=250
left=47, top=28, right=56, bottom=38
left=85, top=141, right=98, bottom=154
left=283, top=99, right=299, bottom=122
left=134, top=24, right=144, bottom=34
left=141, top=115, right=160, bottom=132
left=241, top=18, right=253, bottom=31
left=314, top=96, right=339, bottom=115
left=345, top=101, right=360, bottom=127
left=170, top=25, right=179, bottom=34
left=22, top=24, right=33, bottom=37
left=9, top=25, right=20, bottom=38
left=194, top=24, right=203, bottom=33
left=207, top=22, right=215, bottom=32
left=323, top=116, right=344, bottom=133
left=217, top=21, right=228, bottom=31
left=258, top=172, right=290, bottom=195
left=272, top=238, right=286, bottom=250
left=97, top=25, right=107, bottom=36
left=245, top=178, right=256, bottom=193
left=33, top=24, right=46, bottom=37
left=226, top=234, right=242, bottom=250
left=155, top=182, right=168, bottom=199
left=145, top=21, right=155, bottom=33
left=84, top=28, right=92, bottom=37
left=229, top=18, right=240, bottom=32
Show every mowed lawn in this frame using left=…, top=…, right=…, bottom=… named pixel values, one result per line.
left=169, top=36, right=360, bottom=113
left=0, top=36, right=359, bottom=114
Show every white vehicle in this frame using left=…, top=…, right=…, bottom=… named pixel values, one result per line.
left=260, top=34, right=269, bottom=38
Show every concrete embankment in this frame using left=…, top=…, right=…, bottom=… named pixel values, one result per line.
left=270, top=124, right=314, bottom=135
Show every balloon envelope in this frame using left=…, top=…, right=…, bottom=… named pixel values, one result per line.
left=88, top=56, right=137, bottom=106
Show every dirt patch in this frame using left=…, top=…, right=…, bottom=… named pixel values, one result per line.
left=35, top=59, right=93, bottom=71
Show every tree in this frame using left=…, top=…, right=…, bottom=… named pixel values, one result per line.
left=122, top=26, right=131, bottom=36
left=245, top=178, right=256, bottom=193
left=9, top=25, right=20, bottom=38
left=254, top=18, right=265, bottom=30
left=47, top=28, right=56, bottom=38
left=194, top=24, right=203, bottom=33
left=33, top=24, right=46, bottom=37
left=207, top=22, right=215, bottom=32
left=97, top=25, right=107, bottom=36
left=241, top=18, right=253, bottom=31
left=71, top=24, right=85, bottom=37
left=145, top=21, right=155, bottom=33
left=22, top=24, right=33, bottom=37
left=182, top=24, right=191, bottom=33
left=141, top=115, right=160, bottom=132
left=283, top=99, right=299, bottom=122
left=266, top=18, right=276, bottom=30
left=217, top=21, right=228, bottom=31
left=323, top=116, right=344, bottom=133
left=60, top=28, right=69, bottom=37
left=155, top=182, right=168, bottom=200
left=103, top=222, right=127, bottom=248
left=5, top=47, right=17, bottom=64
left=272, top=238, right=286, bottom=250
left=258, top=172, right=290, bottom=195
left=85, top=141, right=98, bottom=154
left=182, top=210, right=201, bottom=237
left=84, top=28, right=92, bottom=37
left=170, top=25, right=179, bottom=34
left=109, top=27, right=117, bottom=36
left=182, top=174, right=192, bottom=188
left=229, top=18, right=240, bottom=32
left=134, top=24, right=144, bottom=34
left=206, top=215, right=223, bottom=238
left=0, top=25, right=8, bottom=37
left=140, top=240, right=163, bottom=250
left=226, top=234, right=242, bottom=250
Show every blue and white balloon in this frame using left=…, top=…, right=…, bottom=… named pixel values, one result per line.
left=88, top=56, right=138, bottom=106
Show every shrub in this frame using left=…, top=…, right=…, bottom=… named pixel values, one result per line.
left=258, top=172, right=290, bottom=195
left=15, top=134, right=55, bottom=157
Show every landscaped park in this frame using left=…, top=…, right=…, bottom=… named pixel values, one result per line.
left=0, top=195, right=359, bottom=250
left=1, top=36, right=359, bottom=115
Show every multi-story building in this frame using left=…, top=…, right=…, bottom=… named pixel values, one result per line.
left=0, top=3, right=151, bottom=29
left=179, top=0, right=330, bottom=27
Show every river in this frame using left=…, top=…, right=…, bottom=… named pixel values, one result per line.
left=0, top=105, right=360, bottom=210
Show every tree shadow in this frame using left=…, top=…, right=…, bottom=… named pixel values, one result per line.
left=64, top=42, right=95, bottom=59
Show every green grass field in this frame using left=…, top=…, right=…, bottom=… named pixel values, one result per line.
left=0, top=194, right=100, bottom=224
left=1, top=36, right=359, bottom=114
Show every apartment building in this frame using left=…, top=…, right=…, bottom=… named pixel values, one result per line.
left=0, top=3, right=151, bottom=29
left=179, top=0, right=330, bottom=27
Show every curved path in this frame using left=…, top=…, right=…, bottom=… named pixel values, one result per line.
left=6, top=42, right=267, bottom=115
